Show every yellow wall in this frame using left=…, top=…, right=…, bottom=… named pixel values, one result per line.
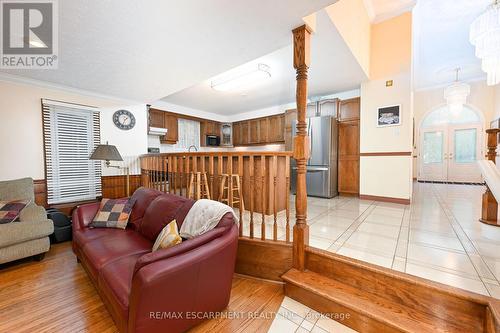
left=0, top=79, right=148, bottom=181
left=370, top=12, right=412, bottom=80
left=360, top=13, right=413, bottom=201
left=326, top=0, right=371, bottom=77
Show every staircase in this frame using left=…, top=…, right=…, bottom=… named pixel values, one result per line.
left=282, top=248, right=500, bottom=333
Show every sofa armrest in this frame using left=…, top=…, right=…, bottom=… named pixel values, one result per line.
left=19, top=203, right=46, bottom=222
left=72, top=202, right=100, bottom=231
left=133, top=226, right=228, bottom=274
left=0, top=220, right=54, bottom=248
left=128, top=225, right=238, bottom=333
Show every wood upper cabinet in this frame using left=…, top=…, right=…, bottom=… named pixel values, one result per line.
left=162, top=114, right=178, bottom=144
left=149, top=109, right=165, bottom=128
left=249, top=119, right=260, bottom=144
left=240, top=121, right=249, bottom=145
left=232, top=114, right=285, bottom=146
left=200, top=120, right=221, bottom=146
left=268, top=114, right=285, bottom=143
left=233, top=122, right=241, bottom=146
left=259, top=118, right=268, bottom=143
left=338, top=97, right=360, bottom=121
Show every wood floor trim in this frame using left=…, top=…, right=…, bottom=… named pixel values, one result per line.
left=360, top=152, right=412, bottom=157
left=359, top=194, right=410, bottom=205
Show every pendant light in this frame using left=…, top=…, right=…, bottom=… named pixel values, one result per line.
left=444, top=68, right=470, bottom=114
left=470, top=0, right=500, bottom=86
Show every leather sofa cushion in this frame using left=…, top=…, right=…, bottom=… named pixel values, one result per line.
left=98, top=252, right=144, bottom=328
left=128, top=187, right=163, bottom=231
left=139, top=194, right=194, bottom=241
left=74, top=227, right=124, bottom=249
left=81, top=230, right=152, bottom=281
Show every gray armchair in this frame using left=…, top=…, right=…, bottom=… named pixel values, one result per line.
left=0, top=178, right=54, bottom=264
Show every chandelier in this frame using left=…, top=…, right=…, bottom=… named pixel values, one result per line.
left=444, top=68, right=470, bottom=114
left=470, top=1, right=500, bottom=86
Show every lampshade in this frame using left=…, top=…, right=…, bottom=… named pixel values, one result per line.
left=89, top=143, right=123, bottom=161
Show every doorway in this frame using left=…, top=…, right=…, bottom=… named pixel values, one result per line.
left=419, top=106, right=483, bottom=183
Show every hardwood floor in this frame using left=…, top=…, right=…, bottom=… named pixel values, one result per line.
left=0, top=242, right=283, bottom=333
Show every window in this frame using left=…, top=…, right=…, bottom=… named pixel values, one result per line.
left=174, top=118, right=200, bottom=151
left=421, top=106, right=481, bottom=128
left=42, top=99, right=102, bottom=204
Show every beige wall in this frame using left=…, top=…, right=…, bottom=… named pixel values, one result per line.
left=413, top=80, right=497, bottom=178
left=0, top=79, right=148, bottom=181
left=326, top=0, right=371, bottom=77
left=495, top=85, right=500, bottom=120
left=370, top=12, right=412, bottom=80
left=359, top=13, right=413, bottom=201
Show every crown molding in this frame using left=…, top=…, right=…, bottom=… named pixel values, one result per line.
left=0, top=72, right=143, bottom=106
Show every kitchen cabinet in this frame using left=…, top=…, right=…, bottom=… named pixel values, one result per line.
left=149, top=109, right=165, bottom=128
left=200, top=120, right=221, bottom=146
left=338, top=98, right=360, bottom=121
left=161, top=114, right=178, bottom=144
left=241, top=121, right=249, bottom=145
left=338, top=97, right=360, bottom=195
left=249, top=119, right=260, bottom=144
left=268, top=114, right=285, bottom=143
left=259, top=118, right=268, bottom=143
left=231, top=114, right=285, bottom=146
left=233, top=122, right=241, bottom=146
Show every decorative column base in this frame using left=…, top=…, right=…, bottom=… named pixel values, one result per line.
left=480, top=188, right=499, bottom=227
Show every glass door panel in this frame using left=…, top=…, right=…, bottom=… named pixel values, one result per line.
left=419, top=128, right=447, bottom=181
left=447, top=125, right=482, bottom=183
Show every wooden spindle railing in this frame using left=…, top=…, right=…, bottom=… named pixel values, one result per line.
left=140, top=152, right=292, bottom=242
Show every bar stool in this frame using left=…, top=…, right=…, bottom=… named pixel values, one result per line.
left=219, top=174, right=244, bottom=210
left=188, top=172, right=211, bottom=200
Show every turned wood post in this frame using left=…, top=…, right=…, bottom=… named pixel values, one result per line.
left=481, top=128, right=500, bottom=226
left=292, top=25, right=311, bottom=270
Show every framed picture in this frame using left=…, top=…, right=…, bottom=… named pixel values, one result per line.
left=377, top=105, right=401, bottom=127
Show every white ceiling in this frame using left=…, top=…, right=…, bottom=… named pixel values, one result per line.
left=0, top=0, right=336, bottom=102
left=413, top=0, right=491, bottom=89
left=363, top=0, right=416, bottom=23
left=162, top=10, right=367, bottom=114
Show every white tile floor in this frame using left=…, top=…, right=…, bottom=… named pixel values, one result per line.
left=237, top=182, right=500, bottom=299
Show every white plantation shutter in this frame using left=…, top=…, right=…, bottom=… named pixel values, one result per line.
left=42, top=100, right=102, bottom=204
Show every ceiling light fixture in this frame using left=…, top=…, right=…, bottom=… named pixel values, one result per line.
left=444, top=68, right=470, bottom=114
left=211, top=64, right=271, bottom=92
left=470, top=0, right=500, bottom=86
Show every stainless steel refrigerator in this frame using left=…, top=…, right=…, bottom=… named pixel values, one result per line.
left=291, top=116, right=338, bottom=198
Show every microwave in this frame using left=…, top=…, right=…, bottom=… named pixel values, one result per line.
left=206, top=135, right=220, bottom=146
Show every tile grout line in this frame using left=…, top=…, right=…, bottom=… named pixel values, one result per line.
left=430, top=183, right=495, bottom=294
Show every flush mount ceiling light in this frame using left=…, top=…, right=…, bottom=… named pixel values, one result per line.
left=470, top=0, right=500, bottom=86
left=444, top=68, right=470, bottom=114
left=211, top=64, right=271, bottom=92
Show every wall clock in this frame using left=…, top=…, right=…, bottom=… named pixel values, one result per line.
left=113, top=110, right=136, bottom=130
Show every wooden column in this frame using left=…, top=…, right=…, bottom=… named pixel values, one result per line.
left=292, top=25, right=311, bottom=270
left=481, top=128, right=500, bottom=226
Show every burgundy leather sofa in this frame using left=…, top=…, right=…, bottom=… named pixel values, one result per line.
left=72, top=187, right=238, bottom=333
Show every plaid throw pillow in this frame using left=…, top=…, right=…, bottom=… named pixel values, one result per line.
left=0, top=200, right=30, bottom=224
left=90, top=198, right=134, bottom=229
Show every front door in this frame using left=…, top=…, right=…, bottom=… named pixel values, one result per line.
left=420, top=127, right=448, bottom=181
left=419, top=125, right=482, bottom=183
left=447, top=124, right=482, bottom=182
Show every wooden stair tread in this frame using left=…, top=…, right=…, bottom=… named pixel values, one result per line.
left=282, top=269, right=478, bottom=333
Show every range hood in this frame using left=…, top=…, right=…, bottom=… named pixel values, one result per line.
left=149, top=127, right=168, bottom=136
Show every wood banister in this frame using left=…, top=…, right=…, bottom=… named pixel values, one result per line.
left=481, top=128, right=500, bottom=226
left=292, top=25, right=312, bottom=271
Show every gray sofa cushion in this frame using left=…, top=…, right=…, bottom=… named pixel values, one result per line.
left=0, top=220, right=54, bottom=248
left=0, top=177, right=35, bottom=201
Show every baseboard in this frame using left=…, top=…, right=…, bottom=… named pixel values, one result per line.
left=359, top=194, right=410, bottom=205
